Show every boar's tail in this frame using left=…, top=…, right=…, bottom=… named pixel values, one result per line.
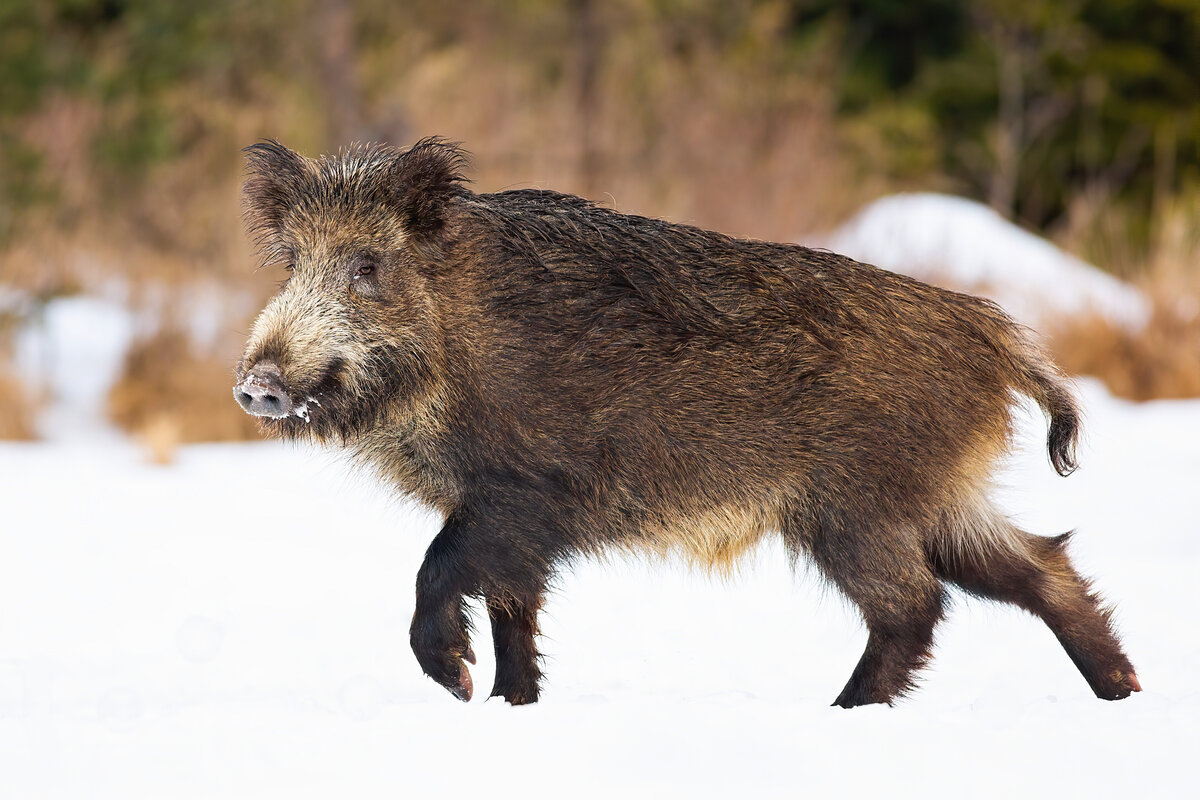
left=1013, top=338, right=1082, bottom=477
left=1036, top=369, right=1082, bottom=477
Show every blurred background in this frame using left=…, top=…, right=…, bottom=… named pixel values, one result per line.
left=1, top=0, right=1198, bottom=457
left=3, top=6, right=1199, bottom=792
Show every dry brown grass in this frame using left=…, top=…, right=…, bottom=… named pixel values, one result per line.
left=1, top=3, right=874, bottom=299
left=2, top=14, right=871, bottom=455
left=2, top=14, right=878, bottom=447
left=0, top=307, right=37, bottom=440
left=5, top=4, right=1196, bottom=435
left=1050, top=186, right=1200, bottom=401
left=0, top=368, right=36, bottom=440
left=1050, top=282, right=1200, bottom=402
left=107, top=327, right=260, bottom=459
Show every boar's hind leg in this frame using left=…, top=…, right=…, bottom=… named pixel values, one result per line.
left=487, top=593, right=544, bottom=705
left=929, top=529, right=1140, bottom=700
left=798, top=520, right=947, bottom=708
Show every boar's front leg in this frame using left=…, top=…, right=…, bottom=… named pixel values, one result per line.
left=410, top=523, right=476, bottom=701
left=410, top=503, right=555, bottom=703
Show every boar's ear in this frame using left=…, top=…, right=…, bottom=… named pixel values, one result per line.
left=242, top=140, right=314, bottom=253
left=385, top=137, right=469, bottom=247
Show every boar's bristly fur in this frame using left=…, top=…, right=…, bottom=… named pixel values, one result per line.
left=234, top=138, right=1139, bottom=707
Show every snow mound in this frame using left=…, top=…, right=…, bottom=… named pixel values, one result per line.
left=814, top=193, right=1150, bottom=330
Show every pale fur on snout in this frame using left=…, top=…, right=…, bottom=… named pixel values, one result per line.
left=241, top=266, right=374, bottom=399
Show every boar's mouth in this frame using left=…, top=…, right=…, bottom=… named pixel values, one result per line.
left=251, top=342, right=421, bottom=443
left=267, top=351, right=407, bottom=443
left=260, top=358, right=349, bottom=439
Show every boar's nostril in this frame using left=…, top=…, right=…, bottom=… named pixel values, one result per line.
left=234, top=362, right=295, bottom=419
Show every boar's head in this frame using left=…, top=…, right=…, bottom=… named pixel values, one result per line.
left=234, top=138, right=466, bottom=442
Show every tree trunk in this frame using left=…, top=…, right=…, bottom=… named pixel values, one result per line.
left=989, top=25, right=1024, bottom=220
left=315, top=0, right=365, bottom=146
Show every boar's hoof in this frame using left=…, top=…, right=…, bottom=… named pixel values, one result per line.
left=1097, top=670, right=1142, bottom=700
left=489, top=660, right=542, bottom=705
left=422, top=658, right=474, bottom=703
left=411, top=634, right=475, bottom=701
left=490, top=686, right=538, bottom=706
left=447, top=664, right=474, bottom=702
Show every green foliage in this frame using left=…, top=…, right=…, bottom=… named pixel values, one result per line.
left=800, top=0, right=1200, bottom=230
left=0, top=133, right=48, bottom=244
left=0, top=0, right=292, bottom=174
left=788, top=0, right=969, bottom=101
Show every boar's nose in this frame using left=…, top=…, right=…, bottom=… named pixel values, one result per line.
left=234, top=362, right=294, bottom=418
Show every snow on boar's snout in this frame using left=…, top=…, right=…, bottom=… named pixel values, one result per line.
left=234, top=361, right=292, bottom=418
left=234, top=137, right=1139, bottom=708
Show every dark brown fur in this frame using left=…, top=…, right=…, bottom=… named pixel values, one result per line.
left=235, top=138, right=1139, bottom=706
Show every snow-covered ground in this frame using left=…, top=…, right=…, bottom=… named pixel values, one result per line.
left=1, top=379, right=1197, bottom=798
left=814, top=193, right=1151, bottom=331
left=2, top=203, right=1194, bottom=797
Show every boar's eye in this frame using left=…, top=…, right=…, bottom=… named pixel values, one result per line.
left=349, top=254, right=378, bottom=283
left=349, top=256, right=379, bottom=296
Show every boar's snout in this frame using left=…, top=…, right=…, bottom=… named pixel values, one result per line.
left=234, top=361, right=294, bottom=419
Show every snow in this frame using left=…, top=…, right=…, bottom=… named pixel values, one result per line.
left=290, top=396, right=320, bottom=423
left=814, top=193, right=1152, bottom=330
left=1, top=380, right=1196, bottom=797
left=1, top=210, right=1192, bottom=796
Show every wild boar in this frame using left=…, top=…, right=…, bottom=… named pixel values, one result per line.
left=234, top=138, right=1140, bottom=707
